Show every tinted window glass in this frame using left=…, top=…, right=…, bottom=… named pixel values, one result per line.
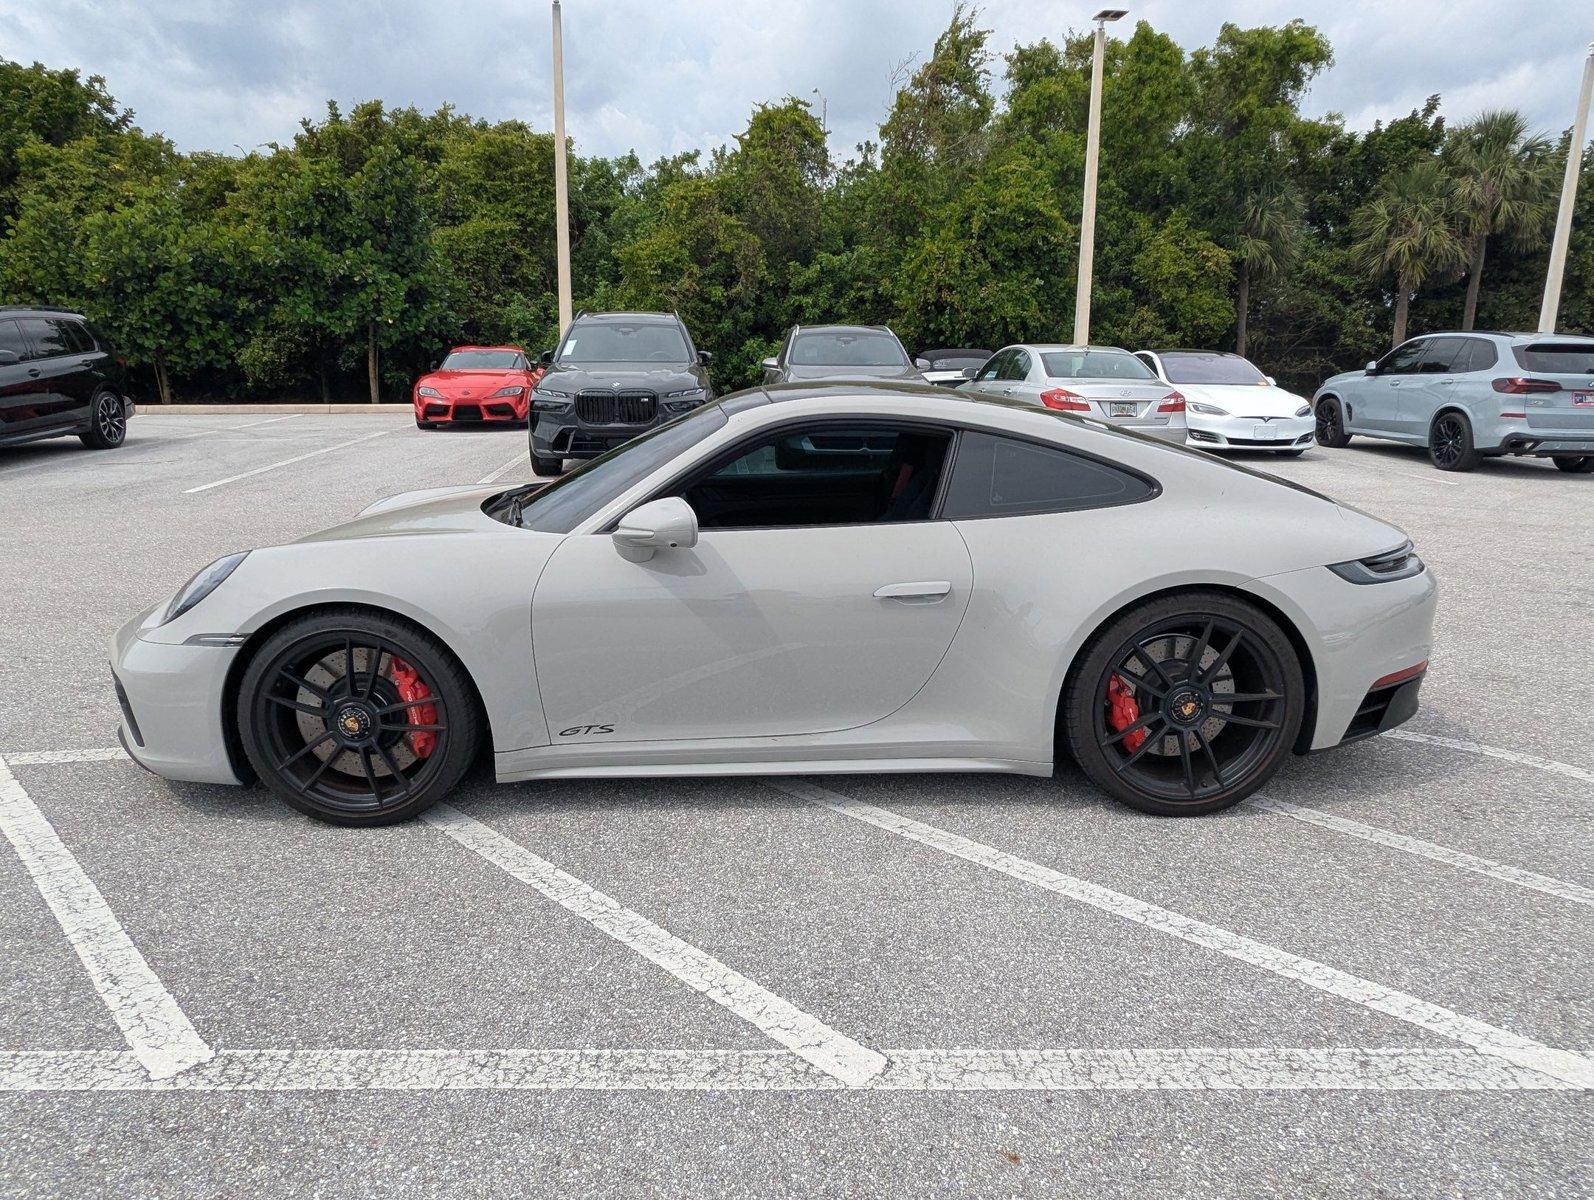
left=1512, top=342, right=1594, bottom=374
left=925, top=352, right=989, bottom=371
left=942, top=432, right=1155, bottom=519
left=1379, top=340, right=1428, bottom=374
left=16, top=317, right=69, bottom=359
left=49, top=318, right=93, bottom=353
left=999, top=351, right=1030, bottom=381
left=501, top=403, right=728, bottom=533
left=1040, top=350, right=1157, bottom=381
left=0, top=319, right=28, bottom=359
left=442, top=349, right=522, bottom=369
left=677, top=423, right=951, bottom=529
left=789, top=330, right=908, bottom=367
left=559, top=322, right=690, bottom=364
left=975, top=351, right=1007, bottom=382
left=1416, top=339, right=1463, bottom=373
left=1463, top=339, right=1497, bottom=372
left=1158, top=353, right=1268, bottom=385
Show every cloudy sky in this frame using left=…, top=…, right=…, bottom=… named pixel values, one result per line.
left=3, top=0, right=1587, bottom=162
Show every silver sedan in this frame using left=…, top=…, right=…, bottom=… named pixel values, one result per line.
left=962, top=344, right=1188, bottom=440
left=112, top=383, right=1436, bottom=825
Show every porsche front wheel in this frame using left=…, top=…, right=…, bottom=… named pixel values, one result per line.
left=1064, top=593, right=1304, bottom=816
left=237, top=610, right=481, bottom=825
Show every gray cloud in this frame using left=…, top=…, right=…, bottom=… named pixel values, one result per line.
left=2, top=0, right=1586, bottom=163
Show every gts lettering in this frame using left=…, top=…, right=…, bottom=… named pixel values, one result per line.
left=559, top=724, right=615, bottom=737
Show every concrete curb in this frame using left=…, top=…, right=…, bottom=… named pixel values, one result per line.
left=139, top=404, right=414, bottom=415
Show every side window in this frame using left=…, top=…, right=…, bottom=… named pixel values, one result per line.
left=941, top=432, right=1156, bottom=519
left=1457, top=338, right=1497, bottom=373
left=677, top=423, right=953, bottom=530
left=0, top=319, right=28, bottom=360
left=1416, top=339, right=1461, bottom=374
left=1008, top=350, right=1032, bottom=380
left=53, top=318, right=93, bottom=354
left=1379, top=340, right=1428, bottom=375
left=975, top=351, right=1007, bottom=383
left=16, top=317, right=69, bottom=360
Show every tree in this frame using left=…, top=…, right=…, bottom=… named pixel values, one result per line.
left=1232, top=182, right=1305, bottom=356
left=1444, top=110, right=1554, bottom=330
left=1350, top=158, right=1466, bottom=347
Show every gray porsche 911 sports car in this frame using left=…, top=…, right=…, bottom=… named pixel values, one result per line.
left=112, top=383, right=1437, bottom=826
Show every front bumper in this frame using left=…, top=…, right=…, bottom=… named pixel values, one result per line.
left=1186, top=412, right=1313, bottom=450
left=414, top=395, right=528, bottom=425
left=110, top=606, right=245, bottom=785
left=532, top=406, right=685, bottom=460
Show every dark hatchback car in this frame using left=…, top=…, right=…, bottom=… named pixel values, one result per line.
left=528, top=311, right=714, bottom=476
left=0, top=306, right=133, bottom=451
left=761, top=325, right=927, bottom=386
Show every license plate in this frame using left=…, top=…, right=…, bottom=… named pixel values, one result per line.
left=1573, top=391, right=1594, bottom=406
left=1109, top=403, right=1137, bottom=417
left=1253, top=424, right=1285, bottom=440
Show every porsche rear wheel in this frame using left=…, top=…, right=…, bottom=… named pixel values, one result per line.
left=238, top=609, right=482, bottom=825
left=1064, top=593, right=1304, bottom=816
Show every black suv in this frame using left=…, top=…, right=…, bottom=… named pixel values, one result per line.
left=0, top=306, right=132, bottom=451
left=528, top=311, right=713, bottom=476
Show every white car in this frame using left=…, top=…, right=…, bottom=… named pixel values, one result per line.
left=962, top=344, right=1187, bottom=441
left=1136, top=350, right=1314, bottom=455
left=112, top=384, right=1435, bottom=827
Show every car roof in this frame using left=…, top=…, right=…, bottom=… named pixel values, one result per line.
left=792, top=324, right=900, bottom=336
left=448, top=344, right=523, bottom=352
left=1146, top=349, right=1245, bottom=357
left=0, top=305, right=85, bottom=318
left=920, top=347, right=992, bottom=358
left=573, top=311, right=680, bottom=325
left=1018, top=344, right=1135, bottom=354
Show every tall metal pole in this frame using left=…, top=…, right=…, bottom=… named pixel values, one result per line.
left=551, top=0, right=573, bottom=334
left=1540, top=42, right=1594, bottom=334
left=1072, top=20, right=1108, bottom=346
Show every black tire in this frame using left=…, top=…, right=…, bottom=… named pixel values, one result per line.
left=1063, top=591, right=1305, bottom=816
left=1552, top=455, right=1593, bottom=474
left=237, top=608, right=482, bottom=826
left=78, top=389, right=127, bottom=449
left=1429, top=411, right=1480, bottom=472
left=531, top=454, right=564, bottom=477
left=1314, top=397, right=1350, bottom=448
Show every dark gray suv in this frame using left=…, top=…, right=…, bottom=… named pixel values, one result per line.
left=528, top=311, right=714, bottom=476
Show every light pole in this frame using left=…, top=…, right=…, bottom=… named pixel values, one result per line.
left=1540, top=42, right=1594, bottom=334
left=811, top=87, right=828, bottom=140
left=1073, top=8, right=1125, bottom=346
left=551, top=0, right=573, bottom=335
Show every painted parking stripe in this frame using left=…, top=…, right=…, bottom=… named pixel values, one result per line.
left=478, top=450, right=528, bottom=485
left=1251, top=796, right=1594, bottom=906
left=776, top=780, right=1594, bottom=1090
left=0, top=1046, right=1575, bottom=1093
left=5, top=748, right=128, bottom=766
left=183, top=429, right=393, bottom=494
left=0, top=756, right=211, bottom=1080
left=1383, top=729, right=1594, bottom=787
left=423, top=804, right=886, bottom=1086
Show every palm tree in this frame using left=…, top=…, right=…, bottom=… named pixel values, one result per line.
left=1351, top=158, right=1466, bottom=348
left=1444, top=110, right=1555, bottom=330
left=1232, top=181, right=1306, bottom=357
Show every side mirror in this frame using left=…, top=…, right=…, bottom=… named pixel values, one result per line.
left=0, top=349, right=19, bottom=366
left=761, top=356, right=778, bottom=371
left=960, top=366, right=978, bottom=380
left=1265, top=375, right=1277, bottom=386
left=698, top=349, right=714, bottom=365
left=914, top=357, right=931, bottom=369
left=1365, top=361, right=1379, bottom=375
left=612, top=497, right=698, bottom=563
left=540, top=349, right=554, bottom=365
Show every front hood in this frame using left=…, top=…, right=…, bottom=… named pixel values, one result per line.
left=298, top=486, right=504, bottom=543
left=1180, top=383, right=1308, bottom=416
left=1319, top=370, right=1364, bottom=392
left=785, top=364, right=925, bottom=382
left=417, top=369, right=523, bottom=395
left=541, top=363, right=700, bottom=391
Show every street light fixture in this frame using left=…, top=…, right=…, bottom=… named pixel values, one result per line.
left=1073, top=7, right=1126, bottom=345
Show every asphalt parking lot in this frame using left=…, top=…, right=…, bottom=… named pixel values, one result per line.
left=1, top=410, right=1590, bottom=1198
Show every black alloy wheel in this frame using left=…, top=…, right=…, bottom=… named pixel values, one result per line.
left=1065, top=593, right=1304, bottom=816
left=238, top=610, right=480, bottom=825
left=1314, top=398, right=1350, bottom=448
left=79, top=390, right=127, bottom=449
left=1552, top=456, right=1593, bottom=474
left=1429, top=412, right=1480, bottom=472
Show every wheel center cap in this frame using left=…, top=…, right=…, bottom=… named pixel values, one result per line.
left=333, top=702, right=373, bottom=742
left=1165, top=686, right=1207, bottom=727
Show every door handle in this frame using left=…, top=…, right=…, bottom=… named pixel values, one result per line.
left=874, top=581, right=951, bottom=601
left=1438, top=379, right=1455, bottom=386
left=26, top=368, right=41, bottom=377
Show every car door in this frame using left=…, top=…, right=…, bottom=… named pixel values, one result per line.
left=964, top=349, right=1011, bottom=396
left=1396, top=336, right=1463, bottom=438
left=1354, top=339, right=1427, bottom=434
left=996, top=350, right=1037, bottom=401
left=0, top=317, right=51, bottom=442
left=13, top=316, right=91, bottom=431
left=530, top=419, right=974, bottom=744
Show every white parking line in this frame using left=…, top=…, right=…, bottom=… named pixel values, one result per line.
left=423, top=804, right=887, bottom=1086
left=5, top=748, right=128, bottom=766
left=0, top=756, right=211, bottom=1080
left=229, top=414, right=303, bottom=429
left=1251, top=796, right=1594, bottom=906
left=0, top=1045, right=1576, bottom=1093
left=777, top=780, right=1594, bottom=1090
left=183, top=429, right=394, bottom=494
left=1383, top=729, right=1594, bottom=787
left=477, top=450, right=528, bottom=485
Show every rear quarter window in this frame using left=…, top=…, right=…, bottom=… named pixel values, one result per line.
left=941, top=432, right=1157, bottom=519
left=1513, top=343, right=1594, bottom=374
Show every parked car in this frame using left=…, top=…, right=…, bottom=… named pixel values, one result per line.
left=761, top=325, right=926, bottom=385
left=0, top=305, right=132, bottom=451
left=916, top=347, right=993, bottom=387
left=1136, top=349, right=1313, bottom=456
left=1312, top=332, right=1594, bottom=473
left=962, top=344, right=1186, bottom=441
left=112, top=382, right=1435, bottom=827
left=412, top=345, right=541, bottom=429
left=529, top=311, right=713, bottom=477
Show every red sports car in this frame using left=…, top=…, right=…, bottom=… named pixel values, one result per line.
left=412, top=345, right=544, bottom=428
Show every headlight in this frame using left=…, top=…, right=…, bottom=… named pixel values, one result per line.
left=417, top=386, right=442, bottom=398
left=161, top=553, right=248, bottom=624
left=1295, top=404, right=1311, bottom=418
left=535, top=387, right=572, bottom=399
left=665, top=387, right=705, bottom=399
left=1187, top=401, right=1229, bottom=416
left=533, top=393, right=571, bottom=411
left=1328, top=540, right=1424, bottom=584
left=491, top=386, right=525, bottom=397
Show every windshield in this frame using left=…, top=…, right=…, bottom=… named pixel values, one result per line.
left=1513, top=343, right=1594, bottom=375
left=925, top=352, right=990, bottom=371
left=1158, top=353, right=1267, bottom=385
left=492, top=403, right=729, bottom=533
left=791, top=330, right=909, bottom=367
left=442, top=349, right=522, bottom=370
left=559, top=322, right=690, bottom=364
left=1041, top=350, right=1157, bottom=381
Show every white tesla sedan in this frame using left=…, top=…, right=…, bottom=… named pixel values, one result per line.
left=112, top=383, right=1435, bottom=826
left=1136, top=349, right=1315, bottom=455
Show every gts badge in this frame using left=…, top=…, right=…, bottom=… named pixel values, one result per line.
left=560, top=724, right=615, bottom=738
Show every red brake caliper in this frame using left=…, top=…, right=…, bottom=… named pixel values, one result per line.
left=1106, top=674, right=1147, bottom=752
left=389, top=657, right=437, bottom=758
